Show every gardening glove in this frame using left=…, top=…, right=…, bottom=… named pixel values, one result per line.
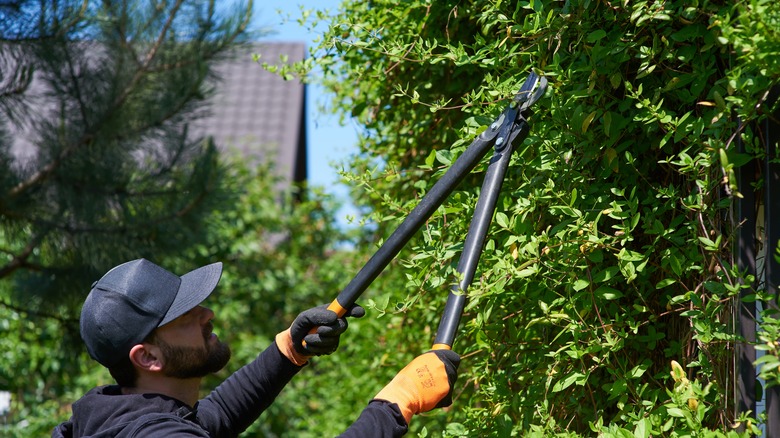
left=275, top=303, right=365, bottom=366
left=373, top=349, right=460, bottom=425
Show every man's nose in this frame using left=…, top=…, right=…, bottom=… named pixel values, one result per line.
left=198, top=305, right=215, bottom=322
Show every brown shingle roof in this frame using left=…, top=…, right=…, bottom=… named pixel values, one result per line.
left=192, top=42, right=307, bottom=184
left=8, top=42, right=308, bottom=185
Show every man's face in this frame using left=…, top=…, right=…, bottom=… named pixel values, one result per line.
left=151, top=305, right=231, bottom=379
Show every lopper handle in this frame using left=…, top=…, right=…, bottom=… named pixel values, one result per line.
left=325, top=74, right=546, bottom=314
left=307, top=73, right=545, bottom=348
left=430, top=115, right=532, bottom=350
left=305, top=299, right=349, bottom=339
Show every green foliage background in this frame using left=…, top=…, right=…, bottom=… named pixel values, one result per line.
left=0, top=157, right=365, bottom=436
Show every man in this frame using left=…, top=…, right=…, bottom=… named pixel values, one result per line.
left=53, top=258, right=459, bottom=437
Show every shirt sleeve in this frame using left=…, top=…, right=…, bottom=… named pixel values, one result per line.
left=337, top=400, right=409, bottom=438
left=195, top=341, right=305, bottom=437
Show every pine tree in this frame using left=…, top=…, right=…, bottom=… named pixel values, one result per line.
left=0, top=0, right=252, bottom=312
left=0, top=3, right=255, bottom=431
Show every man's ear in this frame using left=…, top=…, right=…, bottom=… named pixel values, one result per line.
left=128, top=343, right=163, bottom=372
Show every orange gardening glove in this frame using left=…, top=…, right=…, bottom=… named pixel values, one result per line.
left=276, top=304, right=365, bottom=366
left=373, top=350, right=460, bottom=424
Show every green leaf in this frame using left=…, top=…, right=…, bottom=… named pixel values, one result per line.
left=573, top=279, right=590, bottom=291
left=582, top=110, right=598, bottom=133
left=495, top=212, right=510, bottom=228
left=633, top=418, right=651, bottom=438
left=606, top=378, right=627, bottom=399
left=552, top=372, right=586, bottom=392
left=592, top=266, right=620, bottom=282
left=617, top=248, right=644, bottom=262
left=669, top=253, right=683, bottom=276
left=435, top=149, right=452, bottom=166
left=445, top=422, right=469, bottom=436
left=697, top=236, right=716, bottom=248
left=656, top=278, right=676, bottom=289
left=754, top=355, right=780, bottom=367
left=587, top=29, right=607, bottom=42
left=603, top=111, right=613, bottom=136
left=595, top=285, right=623, bottom=300
left=629, top=360, right=651, bottom=378
left=666, top=407, right=685, bottom=418
left=424, top=149, right=436, bottom=168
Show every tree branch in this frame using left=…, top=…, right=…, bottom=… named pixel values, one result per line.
left=0, top=298, right=78, bottom=324
left=6, top=1, right=184, bottom=200
left=0, top=231, right=46, bottom=278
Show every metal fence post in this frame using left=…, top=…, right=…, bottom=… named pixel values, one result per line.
left=763, top=88, right=780, bottom=437
left=735, top=120, right=757, bottom=423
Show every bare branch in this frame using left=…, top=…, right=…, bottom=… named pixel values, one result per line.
left=0, top=298, right=79, bottom=324
left=0, top=231, right=46, bottom=278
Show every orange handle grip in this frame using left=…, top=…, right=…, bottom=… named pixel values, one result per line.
left=306, top=299, right=348, bottom=336
left=326, top=299, right=348, bottom=317
left=431, top=343, right=452, bottom=350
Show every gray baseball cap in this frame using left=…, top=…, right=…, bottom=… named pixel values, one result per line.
left=80, top=258, right=223, bottom=368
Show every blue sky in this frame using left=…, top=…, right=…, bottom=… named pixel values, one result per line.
left=252, top=0, right=360, bottom=227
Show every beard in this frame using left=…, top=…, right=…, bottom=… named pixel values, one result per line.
left=157, top=323, right=232, bottom=379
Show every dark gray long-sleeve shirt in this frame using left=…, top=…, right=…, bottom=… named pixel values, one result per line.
left=52, top=342, right=408, bottom=437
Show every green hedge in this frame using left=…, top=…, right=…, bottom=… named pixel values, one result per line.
left=286, top=0, right=780, bottom=435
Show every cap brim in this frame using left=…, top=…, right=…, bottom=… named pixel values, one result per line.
left=159, top=262, right=223, bottom=326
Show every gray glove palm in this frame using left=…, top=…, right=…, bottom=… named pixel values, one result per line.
left=276, top=303, right=365, bottom=365
left=290, top=304, right=366, bottom=355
